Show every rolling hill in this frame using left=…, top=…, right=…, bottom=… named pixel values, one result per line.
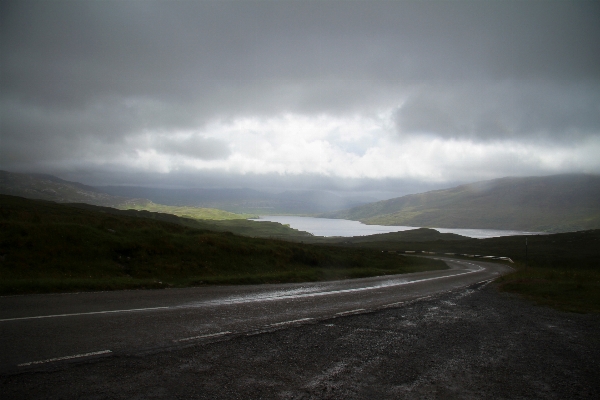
left=0, top=170, right=138, bottom=208
left=0, top=194, right=444, bottom=294
left=0, top=171, right=252, bottom=220
left=322, top=174, right=600, bottom=232
left=98, top=185, right=375, bottom=215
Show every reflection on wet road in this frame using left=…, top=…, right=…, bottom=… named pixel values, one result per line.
left=0, top=258, right=510, bottom=371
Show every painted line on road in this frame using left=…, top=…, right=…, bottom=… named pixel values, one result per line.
left=382, top=301, right=405, bottom=308
left=174, top=331, right=231, bottom=343
left=475, top=279, right=493, bottom=289
left=1, top=263, right=485, bottom=323
left=227, top=265, right=479, bottom=305
left=17, top=350, right=112, bottom=367
left=336, top=308, right=365, bottom=316
left=268, top=318, right=313, bottom=327
left=0, top=306, right=171, bottom=322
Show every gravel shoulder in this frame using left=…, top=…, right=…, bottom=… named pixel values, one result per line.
left=2, top=281, right=599, bottom=399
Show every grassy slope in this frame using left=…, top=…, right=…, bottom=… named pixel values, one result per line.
left=0, top=170, right=135, bottom=208
left=321, top=228, right=468, bottom=243
left=324, top=174, right=600, bottom=232
left=1, top=170, right=255, bottom=221
left=324, top=229, right=600, bottom=313
left=122, top=201, right=256, bottom=220
left=67, top=202, right=313, bottom=238
left=331, top=229, right=600, bottom=268
left=496, top=265, right=600, bottom=313
left=0, top=195, right=446, bottom=295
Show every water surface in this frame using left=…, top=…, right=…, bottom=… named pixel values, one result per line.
left=252, top=216, right=541, bottom=239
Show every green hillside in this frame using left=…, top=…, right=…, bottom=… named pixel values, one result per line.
left=0, top=170, right=252, bottom=221
left=68, top=202, right=312, bottom=239
left=124, top=202, right=256, bottom=221
left=322, top=228, right=600, bottom=313
left=0, top=170, right=135, bottom=208
left=323, top=174, right=600, bottom=232
left=0, top=195, right=445, bottom=294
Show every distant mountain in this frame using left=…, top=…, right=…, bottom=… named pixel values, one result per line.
left=97, top=186, right=266, bottom=207
left=0, top=170, right=141, bottom=208
left=0, top=171, right=254, bottom=221
left=26, top=173, right=104, bottom=193
left=322, top=174, right=600, bottom=232
left=98, top=186, right=374, bottom=215
left=0, top=170, right=372, bottom=218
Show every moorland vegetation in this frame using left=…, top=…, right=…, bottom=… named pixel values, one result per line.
left=0, top=195, right=446, bottom=295
left=314, top=228, right=600, bottom=313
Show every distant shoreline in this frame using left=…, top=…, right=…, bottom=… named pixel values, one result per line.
left=251, top=215, right=544, bottom=239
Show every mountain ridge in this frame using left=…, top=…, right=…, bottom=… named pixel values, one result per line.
left=0, top=171, right=252, bottom=220
left=321, top=174, right=600, bottom=232
left=97, top=186, right=375, bottom=214
left=0, top=170, right=372, bottom=218
left=0, top=170, right=139, bottom=208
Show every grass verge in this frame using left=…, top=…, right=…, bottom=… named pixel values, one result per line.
left=496, top=263, right=600, bottom=313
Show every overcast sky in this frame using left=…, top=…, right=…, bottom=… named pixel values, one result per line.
left=1, top=0, right=599, bottom=196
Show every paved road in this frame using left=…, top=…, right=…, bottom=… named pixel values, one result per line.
left=0, top=258, right=511, bottom=372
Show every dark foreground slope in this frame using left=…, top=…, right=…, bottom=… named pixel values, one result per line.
left=324, top=174, right=600, bottom=232
left=0, top=195, right=444, bottom=294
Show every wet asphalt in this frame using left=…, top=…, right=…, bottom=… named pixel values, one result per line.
left=1, top=280, right=599, bottom=399
left=0, top=258, right=509, bottom=370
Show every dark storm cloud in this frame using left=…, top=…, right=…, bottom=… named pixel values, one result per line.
left=1, top=0, right=599, bottom=183
left=395, top=81, right=600, bottom=141
left=56, top=166, right=455, bottom=200
left=3, top=0, right=599, bottom=106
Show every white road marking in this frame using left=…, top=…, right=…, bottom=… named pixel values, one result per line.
left=268, top=318, right=313, bottom=327
left=1, top=263, right=485, bottom=323
left=336, top=308, right=365, bottom=316
left=0, top=306, right=171, bottom=322
left=476, top=279, right=493, bottom=289
left=383, top=301, right=405, bottom=308
left=17, top=350, right=112, bottom=367
left=174, top=331, right=231, bottom=343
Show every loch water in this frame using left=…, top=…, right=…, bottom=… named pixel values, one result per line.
left=251, top=216, right=542, bottom=239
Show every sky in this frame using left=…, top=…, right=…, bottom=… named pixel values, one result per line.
left=1, top=0, right=599, bottom=197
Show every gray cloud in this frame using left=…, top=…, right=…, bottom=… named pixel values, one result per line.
left=38, top=166, right=458, bottom=200
left=154, top=135, right=230, bottom=160
left=3, top=1, right=598, bottom=107
left=395, top=81, right=600, bottom=142
left=1, top=0, right=599, bottom=187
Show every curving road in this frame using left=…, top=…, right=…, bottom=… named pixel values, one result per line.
left=0, top=258, right=511, bottom=372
